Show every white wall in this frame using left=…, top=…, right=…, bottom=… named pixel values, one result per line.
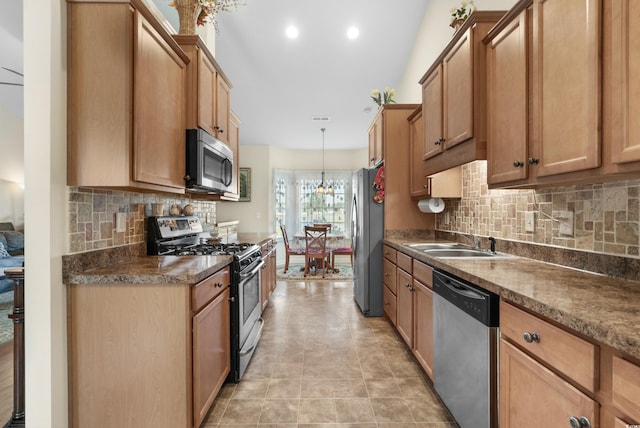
left=24, top=0, right=68, bottom=425
left=396, top=0, right=519, bottom=103
left=0, top=107, right=24, bottom=184
left=215, top=146, right=367, bottom=233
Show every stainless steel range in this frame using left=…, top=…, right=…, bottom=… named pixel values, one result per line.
left=147, top=215, right=264, bottom=382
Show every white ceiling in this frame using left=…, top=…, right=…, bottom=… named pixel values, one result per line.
left=0, top=0, right=23, bottom=117
left=156, top=0, right=430, bottom=150
left=0, top=0, right=429, bottom=150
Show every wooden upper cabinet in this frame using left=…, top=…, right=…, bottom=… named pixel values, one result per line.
left=422, top=65, right=444, bottom=160
left=215, top=75, right=231, bottom=144
left=419, top=12, right=505, bottom=176
left=409, top=107, right=429, bottom=197
left=443, top=28, right=474, bottom=149
left=196, top=50, right=216, bottom=135
left=67, top=1, right=188, bottom=193
left=486, top=8, right=529, bottom=185
left=368, top=109, right=384, bottom=168
left=605, top=0, right=640, bottom=168
left=532, top=0, right=601, bottom=177
left=174, top=35, right=233, bottom=147
left=227, top=111, right=241, bottom=197
left=133, top=14, right=187, bottom=189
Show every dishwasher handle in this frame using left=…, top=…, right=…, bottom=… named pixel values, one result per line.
left=441, top=277, right=487, bottom=300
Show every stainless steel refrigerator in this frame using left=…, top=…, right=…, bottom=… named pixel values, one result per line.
left=351, top=167, right=384, bottom=316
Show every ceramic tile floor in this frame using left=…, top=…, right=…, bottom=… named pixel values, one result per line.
left=201, top=280, right=458, bottom=427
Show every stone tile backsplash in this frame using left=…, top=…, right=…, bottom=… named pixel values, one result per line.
left=67, top=187, right=217, bottom=254
left=436, top=161, right=640, bottom=258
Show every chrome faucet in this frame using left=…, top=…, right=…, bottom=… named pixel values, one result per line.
left=459, top=234, right=481, bottom=250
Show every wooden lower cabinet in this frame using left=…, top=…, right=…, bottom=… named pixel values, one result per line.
left=412, top=278, right=433, bottom=380
left=396, top=268, right=413, bottom=346
left=193, top=287, right=230, bottom=428
left=500, top=339, right=598, bottom=428
left=260, top=240, right=277, bottom=311
left=68, top=265, right=232, bottom=428
left=383, top=285, right=397, bottom=326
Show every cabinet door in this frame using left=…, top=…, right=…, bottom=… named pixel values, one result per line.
left=422, top=65, right=444, bottom=160
left=193, top=287, right=231, bottom=428
left=368, top=122, right=377, bottom=168
left=443, top=28, right=473, bottom=149
left=383, top=258, right=397, bottom=295
left=409, top=110, right=429, bottom=197
left=270, top=247, right=277, bottom=292
left=412, top=279, right=433, bottom=380
left=500, top=339, right=597, bottom=428
left=383, top=285, right=397, bottom=326
left=396, top=268, right=413, bottom=347
left=609, top=0, right=640, bottom=165
left=532, top=0, right=601, bottom=177
left=215, top=75, right=230, bottom=145
left=197, top=50, right=217, bottom=136
left=374, top=112, right=383, bottom=166
left=133, top=12, right=186, bottom=189
left=486, top=11, right=529, bottom=184
left=228, top=111, right=240, bottom=196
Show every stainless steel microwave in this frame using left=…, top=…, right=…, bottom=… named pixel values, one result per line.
left=185, top=128, right=234, bottom=194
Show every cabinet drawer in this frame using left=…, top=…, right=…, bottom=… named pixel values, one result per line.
left=396, top=252, right=412, bottom=274
left=383, top=284, right=397, bottom=326
left=383, top=245, right=396, bottom=263
left=383, top=258, right=397, bottom=295
left=500, top=301, right=598, bottom=393
left=613, top=356, right=640, bottom=422
left=192, top=266, right=231, bottom=312
left=413, top=260, right=433, bottom=288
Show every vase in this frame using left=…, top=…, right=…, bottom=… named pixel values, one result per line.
left=175, top=0, right=202, bottom=35
left=450, top=18, right=465, bottom=32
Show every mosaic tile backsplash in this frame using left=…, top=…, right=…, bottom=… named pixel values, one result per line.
left=67, top=187, right=217, bottom=254
left=436, top=161, right=640, bottom=258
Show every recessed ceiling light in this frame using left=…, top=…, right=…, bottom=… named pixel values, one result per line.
left=286, top=26, right=299, bottom=39
left=347, top=27, right=359, bottom=40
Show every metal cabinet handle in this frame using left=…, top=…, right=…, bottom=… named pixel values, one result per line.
left=384, top=272, right=390, bottom=277
left=434, top=140, right=440, bottom=146
left=439, top=137, right=446, bottom=143
left=523, top=331, right=540, bottom=343
left=528, top=157, right=539, bottom=165
left=214, top=282, right=223, bottom=288
left=513, top=161, right=524, bottom=167
left=569, top=416, right=591, bottom=428
left=423, top=184, right=428, bottom=188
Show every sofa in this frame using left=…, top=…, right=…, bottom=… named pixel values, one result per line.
left=0, top=222, right=24, bottom=294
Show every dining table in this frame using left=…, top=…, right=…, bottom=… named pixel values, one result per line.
left=293, top=232, right=347, bottom=274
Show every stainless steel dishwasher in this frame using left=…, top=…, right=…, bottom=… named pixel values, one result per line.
left=433, top=270, right=499, bottom=428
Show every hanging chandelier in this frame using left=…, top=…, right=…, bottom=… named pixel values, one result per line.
left=316, top=128, right=334, bottom=195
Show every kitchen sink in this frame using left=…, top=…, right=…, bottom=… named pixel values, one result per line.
left=403, top=242, right=470, bottom=250
left=423, top=248, right=515, bottom=259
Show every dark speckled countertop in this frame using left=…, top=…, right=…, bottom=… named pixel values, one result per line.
left=64, top=233, right=278, bottom=286
left=385, top=238, right=640, bottom=360
left=65, top=255, right=234, bottom=285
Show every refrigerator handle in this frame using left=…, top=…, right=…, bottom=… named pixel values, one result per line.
left=351, top=195, right=358, bottom=258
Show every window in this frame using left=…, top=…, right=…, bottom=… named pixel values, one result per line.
left=275, top=169, right=353, bottom=238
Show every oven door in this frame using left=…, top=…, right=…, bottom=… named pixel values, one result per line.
left=237, top=258, right=264, bottom=379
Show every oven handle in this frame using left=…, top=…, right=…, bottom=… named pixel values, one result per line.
left=239, top=317, right=264, bottom=357
left=239, top=259, right=265, bottom=281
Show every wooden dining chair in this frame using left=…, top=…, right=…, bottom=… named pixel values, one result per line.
left=331, top=246, right=353, bottom=267
left=304, top=226, right=329, bottom=278
left=280, top=225, right=305, bottom=273
left=313, top=223, right=332, bottom=232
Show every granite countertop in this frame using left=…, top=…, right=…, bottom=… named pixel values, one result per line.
left=65, top=255, right=234, bottom=285
left=385, top=238, right=640, bottom=360
left=64, top=233, right=277, bottom=286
